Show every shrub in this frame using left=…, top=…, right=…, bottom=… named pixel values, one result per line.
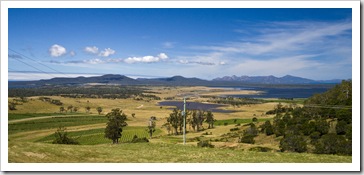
left=8, top=103, right=17, bottom=110
left=336, top=120, right=347, bottom=135
left=310, top=131, right=321, bottom=144
left=130, top=135, right=149, bottom=143
left=197, top=140, right=214, bottom=148
left=230, top=127, right=239, bottom=132
left=52, top=127, right=79, bottom=145
left=260, top=120, right=274, bottom=136
left=279, top=134, right=307, bottom=153
left=315, top=120, right=329, bottom=136
left=239, top=134, right=255, bottom=144
left=252, top=117, right=258, bottom=122
left=314, top=133, right=351, bottom=155
left=249, top=146, right=273, bottom=152
left=245, top=123, right=258, bottom=136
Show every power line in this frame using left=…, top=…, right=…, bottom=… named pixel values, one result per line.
left=9, top=55, right=55, bottom=78
left=8, top=68, right=45, bottom=79
left=8, top=48, right=70, bottom=77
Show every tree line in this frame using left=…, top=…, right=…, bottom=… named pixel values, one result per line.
left=8, top=86, right=160, bottom=100
left=162, top=109, right=215, bottom=135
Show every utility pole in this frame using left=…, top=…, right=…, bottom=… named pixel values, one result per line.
left=183, top=97, right=186, bottom=145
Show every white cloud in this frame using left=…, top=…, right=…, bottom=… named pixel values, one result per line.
left=84, top=46, right=99, bottom=54
left=70, top=51, right=76, bottom=56
left=158, top=53, right=168, bottom=60
left=192, top=21, right=351, bottom=57
left=53, top=53, right=169, bottom=65
left=124, top=53, right=169, bottom=64
left=49, top=44, right=67, bottom=57
left=99, top=48, right=116, bottom=57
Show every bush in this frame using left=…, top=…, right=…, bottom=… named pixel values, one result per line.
left=314, top=133, right=351, bottom=155
left=249, top=146, right=273, bottom=152
left=315, top=120, right=329, bottom=136
left=239, top=134, right=255, bottom=144
left=310, top=131, right=321, bottom=144
left=336, top=120, right=347, bottom=135
left=130, top=135, right=149, bottom=143
left=230, top=127, right=239, bottom=132
left=8, top=103, right=17, bottom=110
left=197, top=140, right=214, bottom=148
left=279, top=134, right=307, bottom=153
left=52, top=127, right=79, bottom=145
left=252, top=117, right=258, bottom=122
left=260, top=120, right=274, bottom=136
left=245, top=123, right=258, bottom=136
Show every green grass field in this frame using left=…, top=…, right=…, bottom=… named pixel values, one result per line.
left=9, top=115, right=108, bottom=134
left=36, top=126, right=163, bottom=145
left=8, top=113, right=70, bottom=120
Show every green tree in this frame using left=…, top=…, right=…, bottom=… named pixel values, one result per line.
left=104, top=108, right=128, bottom=144
left=147, top=116, right=156, bottom=138
left=97, top=107, right=103, bottom=115
left=167, top=108, right=181, bottom=135
left=205, top=111, right=215, bottom=129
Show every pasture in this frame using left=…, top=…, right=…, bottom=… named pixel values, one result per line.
left=7, top=86, right=352, bottom=163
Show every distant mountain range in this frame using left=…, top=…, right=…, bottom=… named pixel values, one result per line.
left=213, top=75, right=343, bottom=84
left=8, top=74, right=343, bottom=88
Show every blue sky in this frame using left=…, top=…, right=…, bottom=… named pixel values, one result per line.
left=8, top=8, right=352, bottom=81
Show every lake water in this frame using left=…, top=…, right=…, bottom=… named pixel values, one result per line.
left=229, top=86, right=331, bottom=98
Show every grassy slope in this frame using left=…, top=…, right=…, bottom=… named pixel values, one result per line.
left=8, top=141, right=351, bottom=163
